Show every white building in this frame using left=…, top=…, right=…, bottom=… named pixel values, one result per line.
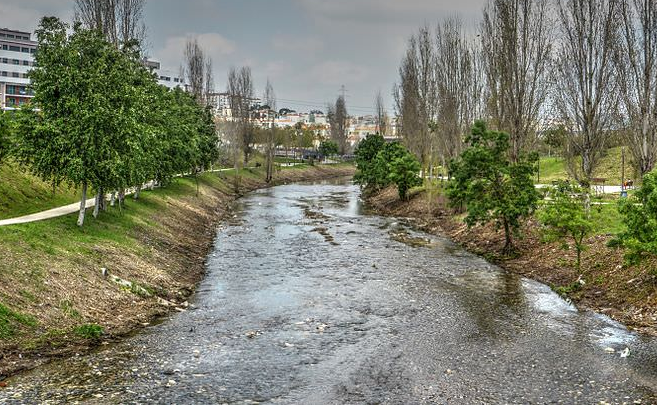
left=0, top=28, right=36, bottom=110
left=142, top=59, right=185, bottom=90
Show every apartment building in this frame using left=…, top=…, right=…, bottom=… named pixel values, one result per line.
left=0, top=28, right=37, bottom=110
left=142, top=59, right=186, bottom=90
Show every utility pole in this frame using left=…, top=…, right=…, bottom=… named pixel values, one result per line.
left=339, top=84, right=348, bottom=99
left=621, top=146, right=625, bottom=192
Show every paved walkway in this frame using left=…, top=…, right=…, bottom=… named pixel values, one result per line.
left=0, top=198, right=95, bottom=226
left=0, top=166, right=254, bottom=227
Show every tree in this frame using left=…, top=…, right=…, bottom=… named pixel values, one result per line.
left=227, top=66, right=255, bottom=167
left=263, top=79, right=276, bottom=182
left=553, top=0, right=619, bottom=191
left=481, top=0, right=552, bottom=162
left=394, top=28, right=434, bottom=170
left=388, top=150, right=423, bottom=201
left=354, top=133, right=386, bottom=190
left=448, top=121, right=539, bottom=254
left=319, top=140, right=338, bottom=159
left=328, top=95, right=348, bottom=155
left=538, top=181, right=593, bottom=268
left=74, top=0, right=147, bottom=50
left=616, top=0, right=657, bottom=176
left=374, top=90, right=388, bottom=136
left=434, top=17, right=482, bottom=168
left=0, top=110, right=9, bottom=162
left=184, top=38, right=214, bottom=106
left=614, top=169, right=657, bottom=263
left=15, top=18, right=152, bottom=226
left=372, top=142, right=410, bottom=190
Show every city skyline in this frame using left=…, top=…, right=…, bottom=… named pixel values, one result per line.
left=1, top=0, right=486, bottom=114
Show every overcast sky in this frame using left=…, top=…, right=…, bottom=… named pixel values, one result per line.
left=2, top=0, right=487, bottom=114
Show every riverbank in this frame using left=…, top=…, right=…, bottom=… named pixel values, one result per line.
left=366, top=186, right=657, bottom=336
left=0, top=164, right=354, bottom=379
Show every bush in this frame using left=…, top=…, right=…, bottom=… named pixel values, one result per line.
left=75, top=323, right=104, bottom=339
left=538, top=181, right=593, bottom=268
left=389, top=150, right=422, bottom=200
left=354, top=134, right=385, bottom=189
left=615, top=170, right=657, bottom=263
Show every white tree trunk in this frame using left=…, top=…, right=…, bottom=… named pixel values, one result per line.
left=134, top=185, right=141, bottom=200
left=77, top=183, right=88, bottom=227
left=110, top=191, right=116, bottom=207
left=92, top=191, right=101, bottom=218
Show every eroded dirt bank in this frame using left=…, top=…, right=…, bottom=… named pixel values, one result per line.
left=367, top=186, right=657, bottom=336
left=0, top=165, right=354, bottom=379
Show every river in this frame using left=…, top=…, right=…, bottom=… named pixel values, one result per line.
left=1, top=179, right=656, bottom=404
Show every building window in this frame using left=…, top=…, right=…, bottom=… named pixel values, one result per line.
left=1, top=58, right=6, bottom=63
left=9, top=45, right=20, bottom=52
left=1, top=72, right=6, bottom=77
left=21, top=47, right=29, bottom=53
left=23, top=60, right=29, bottom=66
left=2, top=45, right=7, bottom=50
left=13, top=59, right=19, bottom=65
left=7, top=34, right=14, bottom=39
left=12, top=72, right=19, bottom=78
left=30, top=49, right=35, bottom=54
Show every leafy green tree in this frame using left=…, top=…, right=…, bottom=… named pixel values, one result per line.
left=354, top=133, right=386, bottom=189
left=0, top=110, right=9, bottom=162
left=448, top=121, right=539, bottom=254
left=319, top=140, right=339, bottom=159
left=372, top=142, right=408, bottom=188
left=14, top=18, right=151, bottom=226
left=388, top=150, right=422, bottom=200
left=538, top=181, right=593, bottom=268
left=614, top=170, right=657, bottom=263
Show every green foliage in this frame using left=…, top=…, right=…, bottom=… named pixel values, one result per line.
left=447, top=121, right=539, bottom=253
left=0, top=110, right=9, bottom=162
left=538, top=181, right=593, bottom=268
left=388, top=148, right=423, bottom=200
left=319, top=140, right=339, bottom=158
left=354, top=134, right=386, bottom=188
left=614, top=169, right=657, bottom=263
left=74, top=323, right=103, bottom=339
left=354, top=136, right=421, bottom=200
left=11, top=17, right=219, bottom=226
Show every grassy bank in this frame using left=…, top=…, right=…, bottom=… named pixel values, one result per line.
left=537, top=147, right=637, bottom=185
left=367, top=185, right=657, bottom=336
left=0, top=163, right=354, bottom=378
left=0, top=161, right=81, bottom=220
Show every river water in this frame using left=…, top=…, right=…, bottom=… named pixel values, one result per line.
left=1, top=179, right=657, bottom=404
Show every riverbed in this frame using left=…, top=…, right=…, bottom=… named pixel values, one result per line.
left=1, top=180, right=656, bottom=404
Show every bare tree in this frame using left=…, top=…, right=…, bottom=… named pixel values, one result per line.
left=263, top=79, right=276, bottom=183
left=481, top=0, right=552, bottom=161
left=227, top=66, right=255, bottom=167
left=328, top=95, right=349, bottom=155
left=184, top=38, right=214, bottom=106
left=434, top=17, right=481, bottom=167
left=374, top=90, right=388, bottom=136
left=74, top=0, right=146, bottom=48
left=394, top=26, right=437, bottom=173
left=616, top=0, right=657, bottom=176
left=553, top=0, right=620, bottom=190
left=395, top=37, right=429, bottom=170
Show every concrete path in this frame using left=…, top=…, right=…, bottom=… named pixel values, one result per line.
left=0, top=166, right=255, bottom=227
left=0, top=198, right=95, bottom=227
